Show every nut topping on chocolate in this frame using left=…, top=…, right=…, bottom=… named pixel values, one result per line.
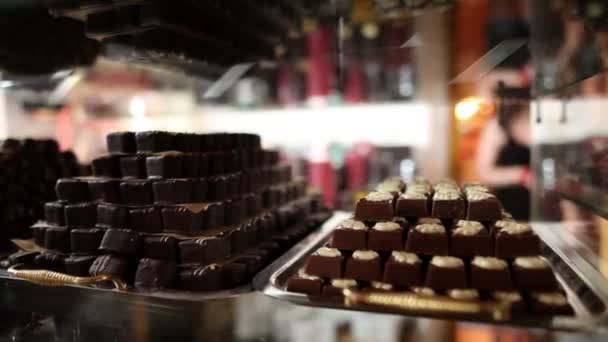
left=365, top=191, right=394, bottom=201
left=315, top=247, right=342, bottom=258
left=466, top=191, right=495, bottom=201
left=448, top=289, right=479, bottom=300
left=401, top=191, right=427, bottom=200
left=352, top=250, right=380, bottom=260
left=534, top=292, right=568, bottom=306
left=502, top=223, right=532, bottom=235
left=415, top=223, right=446, bottom=234
left=514, top=256, right=549, bottom=269
left=472, top=256, right=508, bottom=270
left=331, top=278, right=358, bottom=288
left=493, top=291, right=522, bottom=302
left=453, top=220, right=484, bottom=235
left=433, top=191, right=461, bottom=201
left=418, top=218, right=442, bottom=225
left=391, top=251, right=421, bottom=264
left=376, top=182, right=400, bottom=193
left=297, top=269, right=321, bottom=280
left=430, top=256, right=464, bottom=268
left=372, top=222, right=402, bottom=232
left=371, top=281, right=394, bottom=290
left=338, top=219, right=368, bottom=231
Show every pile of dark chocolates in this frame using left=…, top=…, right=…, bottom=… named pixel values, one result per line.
left=9, top=131, right=325, bottom=292
left=0, top=138, right=80, bottom=247
left=287, top=177, right=574, bottom=316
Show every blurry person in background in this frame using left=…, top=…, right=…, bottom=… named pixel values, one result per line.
left=476, top=83, right=531, bottom=220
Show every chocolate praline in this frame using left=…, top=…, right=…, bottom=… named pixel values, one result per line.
left=425, top=256, right=467, bottom=289
left=382, top=251, right=424, bottom=286
left=330, top=218, right=368, bottom=251
left=354, top=192, right=394, bottom=221
left=304, top=247, right=344, bottom=279
left=344, top=250, right=382, bottom=282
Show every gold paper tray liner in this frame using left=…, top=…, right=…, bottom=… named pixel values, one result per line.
left=8, top=265, right=127, bottom=291
left=343, top=289, right=511, bottom=321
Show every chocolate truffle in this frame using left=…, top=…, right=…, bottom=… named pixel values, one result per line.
left=354, top=191, right=394, bottom=221
left=305, top=247, right=344, bottom=279
left=152, top=179, right=193, bottom=204
left=179, top=265, right=223, bottom=291
left=56, top=178, right=90, bottom=203
left=120, top=180, right=154, bottom=205
left=367, top=221, right=404, bottom=251
left=491, top=291, right=527, bottom=312
left=425, top=256, right=467, bottom=289
left=92, top=155, right=122, bottom=178
left=89, top=255, right=130, bottom=280
left=99, top=229, right=142, bottom=257
left=383, top=251, right=424, bottom=286
left=286, top=271, right=323, bottom=296
left=495, top=223, right=541, bottom=258
left=446, top=289, right=480, bottom=301
left=431, top=189, right=464, bottom=219
left=405, top=223, right=448, bottom=255
left=146, top=152, right=183, bottom=179
left=44, top=202, right=65, bottom=226
left=529, top=292, right=574, bottom=315
left=106, top=131, right=136, bottom=154
left=344, top=250, right=382, bottom=282
left=470, top=256, right=513, bottom=290
left=70, top=228, right=105, bottom=254
left=142, top=235, right=178, bottom=260
left=135, top=131, right=173, bottom=153
left=465, top=190, right=501, bottom=221
left=65, top=203, right=97, bottom=228
left=512, top=257, right=558, bottom=291
left=450, top=220, right=491, bottom=257
left=330, top=218, right=368, bottom=251
left=96, top=203, right=130, bottom=229
left=120, top=155, right=147, bottom=179
left=88, top=179, right=122, bottom=203
left=65, top=255, right=97, bottom=276
left=128, top=206, right=163, bottom=234
left=322, top=278, right=358, bottom=299
left=134, top=258, right=178, bottom=290
left=179, top=236, right=231, bottom=265
left=395, top=191, right=430, bottom=218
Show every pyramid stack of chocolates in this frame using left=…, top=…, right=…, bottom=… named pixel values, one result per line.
left=0, top=138, right=80, bottom=247
left=287, top=177, right=574, bottom=316
left=10, top=131, right=324, bottom=292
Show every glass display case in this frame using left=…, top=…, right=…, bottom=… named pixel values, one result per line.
left=1, top=1, right=608, bottom=341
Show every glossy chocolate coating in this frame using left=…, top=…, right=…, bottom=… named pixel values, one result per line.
left=88, top=179, right=122, bottom=203
left=142, top=235, right=178, bottom=260
left=106, top=131, right=136, bottom=154
left=128, top=206, right=163, bottom=234
left=56, top=178, right=90, bottom=203
left=99, top=229, right=142, bottom=257
left=134, top=258, right=178, bottom=289
left=65, top=203, right=97, bottom=228
left=120, top=180, right=154, bottom=205
left=65, top=255, right=97, bottom=276
left=70, top=228, right=105, bottom=254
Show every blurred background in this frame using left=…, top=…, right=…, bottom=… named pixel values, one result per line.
left=1, top=0, right=608, bottom=341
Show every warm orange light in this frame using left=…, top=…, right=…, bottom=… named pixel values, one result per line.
left=455, top=97, right=486, bottom=121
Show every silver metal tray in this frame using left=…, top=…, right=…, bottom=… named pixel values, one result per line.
left=254, top=212, right=608, bottom=333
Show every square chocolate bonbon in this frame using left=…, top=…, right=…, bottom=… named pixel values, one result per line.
left=431, top=189, right=465, bottom=219
left=395, top=192, right=429, bottom=219
left=425, top=256, right=467, bottom=289
left=89, top=254, right=131, bottom=280
left=44, top=227, right=70, bottom=253
left=96, top=203, right=130, bottom=229
left=354, top=191, right=394, bottom=221
left=56, top=178, right=90, bottom=203
left=382, top=251, right=424, bottom=286
left=35, top=253, right=66, bottom=272
left=495, top=223, right=541, bottom=258
left=44, top=201, right=65, bottom=226
left=120, top=155, right=147, bottom=179
left=129, top=206, right=163, bottom=234
left=120, top=180, right=154, bottom=205
left=367, top=221, right=404, bottom=252
left=99, top=229, right=142, bottom=257
left=92, top=155, right=122, bottom=178
left=65, top=255, right=98, bottom=276
left=330, top=218, right=368, bottom=251
left=450, top=220, right=492, bottom=257
left=152, top=179, right=193, bottom=204
left=135, top=131, right=173, bottom=153
left=134, top=258, right=178, bottom=290
left=465, top=190, right=501, bottom=221
left=71, top=228, right=105, bottom=254
left=161, top=205, right=205, bottom=233
left=65, top=203, right=97, bottom=228
left=106, top=131, right=136, bottom=154
left=512, top=257, right=558, bottom=291
left=179, top=236, right=231, bottom=265
left=470, top=256, right=513, bottom=291
left=286, top=272, right=323, bottom=296
left=405, top=223, right=448, bottom=256
left=142, top=235, right=178, bottom=260
left=344, top=250, right=382, bottom=282
left=146, top=152, right=183, bottom=179
left=529, top=292, right=574, bottom=315
left=304, top=247, right=344, bottom=279
left=88, top=179, right=122, bottom=203
left=179, top=265, right=223, bottom=291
